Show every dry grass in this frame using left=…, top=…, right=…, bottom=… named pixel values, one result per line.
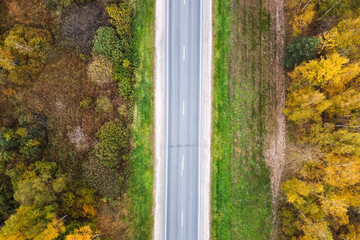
left=96, top=195, right=132, bottom=240
left=20, top=50, right=124, bottom=174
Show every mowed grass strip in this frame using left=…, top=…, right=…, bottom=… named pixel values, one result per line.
left=211, top=0, right=272, bottom=239
left=128, top=0, right=155, bottom=239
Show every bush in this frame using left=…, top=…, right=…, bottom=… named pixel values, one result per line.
left=106, top=3, right=131, bottom=37
left=95, top=120, right=129, bottom=169
left=283, top=37, right=321, bottom=69
left=87, top=55, right=112, bottom=85
left=80, top=97, right=92, bottom=109
left=83, top=120, right=129, bottom=197
left=95, top=96, right=113, bottom=114
left=82, top=155, right=122, bottom=198
left=92, top=27, right=125, bottom=63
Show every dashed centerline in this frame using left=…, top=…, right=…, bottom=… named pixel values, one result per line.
left=182, top=101, right=185, bottom=116
left=181, top=211, right=184, bottom=227
left=183, top=45, right=186, bottom=61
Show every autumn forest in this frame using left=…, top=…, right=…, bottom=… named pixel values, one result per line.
left=281, top=0, right=360, bottom=239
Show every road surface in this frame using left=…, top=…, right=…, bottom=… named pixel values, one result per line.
left=165, top=0, right=200, bottom=239
left=154, top=0, right=212, bottom=238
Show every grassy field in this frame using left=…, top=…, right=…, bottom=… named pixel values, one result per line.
left=211, top=0, right=274, bottom=239
left=128, top=0, right=155, bottom=239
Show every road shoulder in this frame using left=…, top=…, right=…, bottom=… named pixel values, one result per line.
left=154, top=0, right=166, bottom=238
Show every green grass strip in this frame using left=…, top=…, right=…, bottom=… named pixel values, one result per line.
left=211, top=0, right=272, bottom=239
left=128, top=0, right=155, bottom=239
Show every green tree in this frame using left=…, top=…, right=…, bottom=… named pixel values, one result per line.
left=283, top=37, right=322, bottom=69
left=13, top=161, right=66, bottom=208
left=0, top=173, right=17, bottom=223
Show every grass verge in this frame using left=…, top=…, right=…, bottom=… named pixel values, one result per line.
left=211, top=0, right=273, bottom=239
left=128, top=0, right=155, bottom=239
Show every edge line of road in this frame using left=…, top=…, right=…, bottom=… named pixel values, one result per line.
left=198, top=0, right=203, bottom=238
left=164, top=0, right=169, bottom=238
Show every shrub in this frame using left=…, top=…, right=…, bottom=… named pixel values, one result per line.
left=95, top=96, right=113, bottom=114
left=95, top=120, right=129, bottom=169
left=80, top=97, right=92, bottom=109
left=106, top=3, right=131, bottom=37
left=87, top=55, right=112, bottom=85
left=82, top=154, right=122, bottom=198
left=283, top=37, right=321, bottom=69
left=92, top=27, right=125, bottom=63
left=118, top=77, right=134, bottom=99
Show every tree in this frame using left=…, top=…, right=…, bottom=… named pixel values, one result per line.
left=286, top=0, right=317, bottom=36
left=59, top=1, right=109, bottom=54
left=283, top=85, right=331, bottom=124
left=61, top=187, right=96, bottom=219
left=305, top=123, right=360, bottom=155
left=318, top=0, right=360, bottom=20
left=0, top=205, right=58, bottom=240
left=65, top=226, right=94, bottom=240
left=0, top=173, right=17, bottom=223
left=2, top=25, right=51, bottom=85
left=92, top=27, right=125, bottom=64
left=283, top=37, right=322, bottom=69
left=284, top=53, right=360, bottom=124
left=34, top=219, right=65, bottom=240
left=95, top=120, right=129, bottom=169
left=0, top=46, right=15, bottom=70
left=323, top=16, right=360, bottom=59
left=13, top=161, right=66, bottom=208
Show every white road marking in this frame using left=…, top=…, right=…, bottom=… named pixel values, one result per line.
left=181, top=155, right=184, bottom=176
left=182, top=101, right=185, bottom=116
left=184, top=0, right=186, bottom=5
left=183, top=45, right=186, bottom=61
left=181, top=211, right=184, bottom=227
left=197, top=0, right=203, bottom=239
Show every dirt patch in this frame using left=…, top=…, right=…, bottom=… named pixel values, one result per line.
left=264, top=0, right=287, bottom=238
left=68, top=126, right=89, bottom=151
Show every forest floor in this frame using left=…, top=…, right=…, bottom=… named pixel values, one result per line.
left=211, top=0, right=286, bottom=238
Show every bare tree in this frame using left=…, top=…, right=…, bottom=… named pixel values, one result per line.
left=59, top=1, right=109, bottom=54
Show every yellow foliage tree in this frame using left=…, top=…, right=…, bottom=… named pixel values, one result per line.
left=323, top=16, right=360, bottom=59
left=286, top=0, right=317, bottom=36
left=65, top=226, right=94, bottom=240
left=284, top=85, right=331, bottom=124
left=1, top=25, right=51, bottom=85
left=0, top=46, right=15, bottom=70
left=284, top=54, right=360, bottom=124
left=289, top=53, right=359, bottom=95
left=34, top=219, right=65, bottom=240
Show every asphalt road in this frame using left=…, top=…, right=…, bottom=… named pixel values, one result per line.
left=165, top=0, right=201, bottom=239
